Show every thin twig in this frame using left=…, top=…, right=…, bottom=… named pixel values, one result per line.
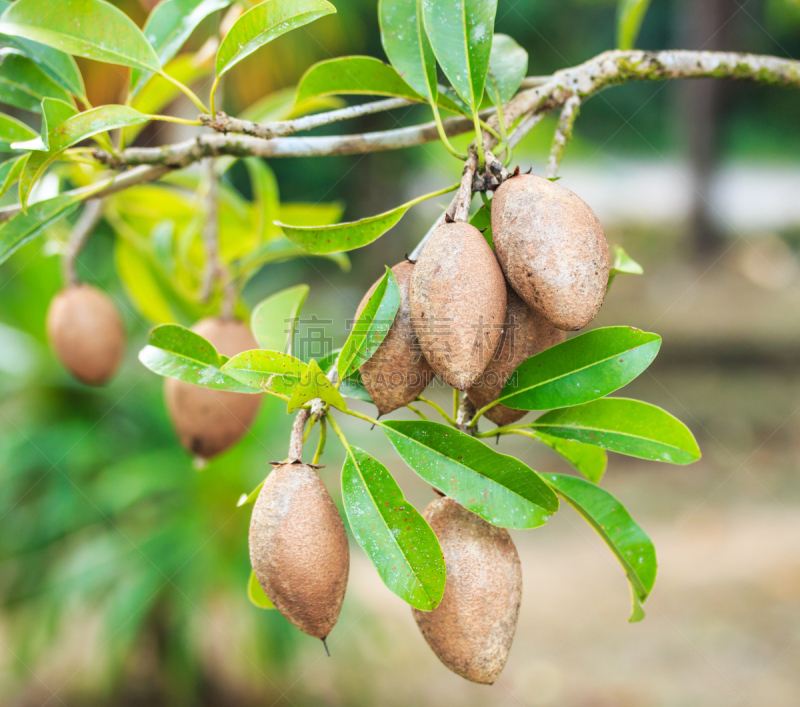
left=545, top=95, right=581, bottom=179
left=201, top=97, right=414, bottom=138
left=446, top=152, right=479, bottom=223
left=456, top=395, right=477, bottom=435
left=506, top=112, right=546, bottom=152
left=63, top=199, right=104, bottom=285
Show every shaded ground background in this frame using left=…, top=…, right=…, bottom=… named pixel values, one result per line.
left=2, top=0, right=800, bottom=705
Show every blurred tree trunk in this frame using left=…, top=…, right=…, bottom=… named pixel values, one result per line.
left=677, top=0, right=733, bottom=255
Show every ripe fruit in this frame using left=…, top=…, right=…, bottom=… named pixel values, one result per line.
left=491, top=173, right=609, bottom=331
left=412, top=496, right=522, bottom=684
left=410, top=222, right=506, bottom=390
left=165, top=318, right=261, bottom=460
left=46, top=284, right=126, bottom=385
left=357, top=261, right=435, bottom=414
left=466, top=287, right=565, bottom=426
left=250, top=463, right=350, bottom=640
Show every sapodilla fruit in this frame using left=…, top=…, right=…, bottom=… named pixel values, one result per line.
left=250, top=463, right=349, bottom=640
left=357, top=261, right=435, bottom=415
left=46, top=284, right=125, bottom=385
left=410, top=222, right=506, bottom=390
left=491, top=173, right=609, bottom=331
left=412, top=496, right=522, bottom=684
left=466, top=287, right=565, bottom=427
left=165, top=318, right=261, bottom=460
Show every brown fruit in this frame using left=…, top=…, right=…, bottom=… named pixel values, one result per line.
left=412, top=497, right=522, bottom=684
left=165, top=318, right=261, bottom=460
left=46, top=284, right=126, bottom=385
left=410, top=222, right=507, bottom=390
left=357, top=261, right=435, bottom=415
left=249, top=463, right=350, bottom=639
left=466, top=287, right=566, bottom=426
left=491, top=173, right=609, bottom=331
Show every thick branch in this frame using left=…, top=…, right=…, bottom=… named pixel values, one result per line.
left=2, top=49, right=799, bottom=223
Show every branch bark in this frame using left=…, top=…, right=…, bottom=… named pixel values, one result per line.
left=2, top=49, right=799, bottom=223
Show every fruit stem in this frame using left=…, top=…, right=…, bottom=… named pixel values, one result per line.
left=455, top=395, right=477, bottom=434
left=311, top=418, right=327, bottom=465
left=63, top=200, right=104, bottom=286
left=288, top=409, right=311, bottom=462
left=415, top=396, right=456, bottom=426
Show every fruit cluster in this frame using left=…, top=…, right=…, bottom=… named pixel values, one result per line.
left=247, top=172, right=609, bottom=683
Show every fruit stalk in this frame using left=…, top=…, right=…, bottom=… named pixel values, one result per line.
left=200, top=159, right=221, bottom=303
left=288, top=408, right=311, bottom=463
left=62, top=200, right=104, bottom=286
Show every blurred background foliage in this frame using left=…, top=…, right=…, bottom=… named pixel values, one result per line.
left=2, top=0, right=800, bottom=705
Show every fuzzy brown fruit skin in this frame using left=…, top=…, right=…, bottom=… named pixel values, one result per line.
left=164, top=318, right=261, bottom=460
left=492, top=173, right=609, bottom=331
left=249, top=463, right=350, bottom=639
left=410, top=223, right=507, bottom=390
left=356, top=261, right=435, bottom=415
left=466, top=287, right=566, bottom=426
left=412, top=497, right=522, bottom=684
left=46, top=284, right=126, bottom=386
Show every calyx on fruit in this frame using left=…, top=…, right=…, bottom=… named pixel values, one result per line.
left=410, top=222, right=507, bottom=390
left=412, top=496, right=522, bottom=684
left=46, top=284, right=126, bottom=386
left=491, top=173, right=609, bottom=331
left=357, top=260, right=435, bottom=415
left=249, top=463, right=350, bottom=640
left=165, top=317, right=261, bottom=460
left=466, top=287, right=565, bottom=426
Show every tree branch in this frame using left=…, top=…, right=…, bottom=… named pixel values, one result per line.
left=63, top=199, right=104, bottom=286
left=545, top=94, right=581, bottom=179
left=2, top=49, right=799, bottom=223
left=200, top=97, right=414, bottom=139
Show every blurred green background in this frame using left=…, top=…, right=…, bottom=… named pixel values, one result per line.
left=2, top=0, right=800, bottom=705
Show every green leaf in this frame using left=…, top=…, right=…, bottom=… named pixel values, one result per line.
left=278, top=202, right=345, bottom=227
left=295, top=55, right=422, bottom=104
left=0, top=0, right=87, bottom=100
left=286, top=359, right=347, bottom=413
left=0, top=154, right=27, bottom=199
left=382, top=420, right=558, bottom=528
left=114, top=238, right=176, bottom=324
left=617, top=0, right=652, bottom=50
left=139, top=324, right=261, bottom=393
left=497, top=327, right=662, bottom=412
left=250, top=285, right=309, bottom=353
left=215, top=0, right=336, bottom=78
left=244, top=157, right=281, bottom=242
left=379, top=0, right=438, bottom=103
left=0, top=0, right=161, bottom=71
left=525, top=430, right=607, bottom=483
left=237, top=480, right=264, bottom=508
left=221, top=349, right=307, bottom=396
left=0, top=112, right=36, bottom=150
left=132, top=0, right=233, bottom=94
left=531, top=398, right=701, bottom=465
left=247, top=570, right=275, bottom=609
left=546, top=473, right=656, bottom=622
left=18, top=104, right=149, bottom=209
left=279, top=184, right=455, bottom=255
left=469, top=203, right=492, bottom=248
left=607, top=245, right=643, bottom=291
left=342, top=446, right=445, bottom=610
left=0, top=192, right=82, bottom=264
left=319, top=349, right=374, bottom=403
left=0, top=50, right=74, bottom=113
left=237, top=237, right=351, bottom=283
left=486, top=34, right=527, bottom=105
left=421, top=0, right=498, bottom=111
left=338, top=267, right=400, bottom=380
